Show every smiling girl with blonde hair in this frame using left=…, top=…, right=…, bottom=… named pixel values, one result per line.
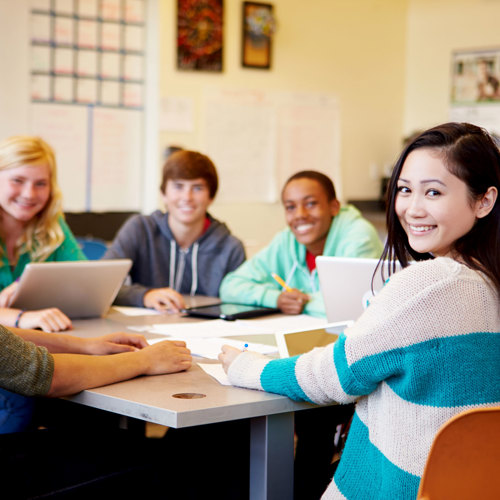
left=0, top=135, right=86, bottom=433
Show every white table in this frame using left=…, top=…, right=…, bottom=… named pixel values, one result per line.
left=67, top=309, right=317, bottom=500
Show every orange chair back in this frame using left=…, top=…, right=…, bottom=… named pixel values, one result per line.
left=417, top=406, right=500, bottom=500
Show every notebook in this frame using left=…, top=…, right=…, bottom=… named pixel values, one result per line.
left=275, top=320, right=353, bottom=358
left=316, top=256, right=396, bottom=322
left=11, top=259, right=132, bottom=319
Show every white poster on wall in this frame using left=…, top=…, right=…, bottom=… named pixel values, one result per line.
left=450, top=48, right=500, bottom=136
left=202, top=89, right=340, bottom=203
left=203, top=89, right=277, bottom=203
left=275, top=92, right=340, bottom=200
left=30, top=103, right=89, bottom=211
left=91, top=107, right=143, bottom=211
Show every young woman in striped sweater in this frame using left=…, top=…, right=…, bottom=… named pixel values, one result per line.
left=219, top=122, right=500, bottom=499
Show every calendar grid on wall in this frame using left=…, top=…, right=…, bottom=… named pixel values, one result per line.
left=30, top=0, right=145, bottom=109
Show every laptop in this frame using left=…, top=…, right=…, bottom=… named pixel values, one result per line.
left=316, top=256, right=397, bottom=323
left=11, top=259, right=132, bottom=319
left=275, top=320, right=353, bottom=358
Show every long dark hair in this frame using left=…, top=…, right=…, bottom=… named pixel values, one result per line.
left=379, top=122, right=500, bottom=295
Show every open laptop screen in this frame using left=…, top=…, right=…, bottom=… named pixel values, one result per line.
left=11, top=259, right=131, bottom=318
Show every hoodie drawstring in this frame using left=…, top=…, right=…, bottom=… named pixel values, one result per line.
left=285, top=262, right=297, bottom=288
left=169, top=239, right=199, bottom=295
left=190, top=243, right=199, bottom=296
left=284, top=261, right=317, bottom=292
left=169, top=240, right=176, bottom=289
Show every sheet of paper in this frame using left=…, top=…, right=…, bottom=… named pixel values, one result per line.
left=77, top=20, right=98, bottom=48
left=100, top=52, right=120, bottom=79
left=124, top=0, right=145, bottom=23
left=146, top=336, right=277, bottom=360
left=53, top=76, right=73, bottom=102
left=159, top=96, right=194, bottom=132
left=54, top=16, right=73, bottom=45
left=112, top=306, right=162, bottom=316
left=31, top=13, right=51, bottom=43
left=124, top=54, right=144, bottom=81
left=30, top=103, right=88, bottom=210
left=101, top=0, right=121, bottom=21
left=123, top=82, right=143, bottom=108
left=55, top=0, right=74, bottom=15
left=198, top=363, right=231, bottom=386
left=148, top=319, right=270, bottom=338
left=78, top=0, right=98, bottom=18
left=31, top=45, right=51, bottom=72
left=101, top=22, right=120, bottom=51
left=77, top=50, right=97, bottom=77
left=31, top=75, right=51, bottom=101
left=54, top=47, right=73, bottom=74
left=76, top=79, right=97, bottom=104
left=236, top=314, right=327, bottom=333
left=124, top=25, right=144, bottom=51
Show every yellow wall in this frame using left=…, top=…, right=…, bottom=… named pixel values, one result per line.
left=157, top=0, right=407, bottom=254
left=156, top=0, right=500, bottom=255
left=404, top=0, right=500, bottom=134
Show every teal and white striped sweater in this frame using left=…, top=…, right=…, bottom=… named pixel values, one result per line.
left=227, top=257, right=500, bottom=499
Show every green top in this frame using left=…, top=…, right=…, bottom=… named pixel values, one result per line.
left=0, top=324, right=54, bottom=396
left=0, top=217, right=86, bottom=289
left=220, top=205, right=383, bottom=317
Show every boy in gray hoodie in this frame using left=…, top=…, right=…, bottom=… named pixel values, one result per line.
left=104, top=150, right=245, bottom=311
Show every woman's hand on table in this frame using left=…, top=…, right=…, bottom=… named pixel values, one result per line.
left=143, top=288, right=186, bottom=313
left=18, top=308, right=72, bottom=332
left=219, top=345, right=243, bottom=373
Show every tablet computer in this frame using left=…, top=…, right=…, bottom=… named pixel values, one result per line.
left=11, top=259, right=132, bottom=319
left=181, top=295, right=222, bottom=310
left=275, top=320, right=353, bottom=358
left=184, top=303, right=280, bottom=321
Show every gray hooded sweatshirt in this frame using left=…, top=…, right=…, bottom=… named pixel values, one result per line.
left=103, top=211, right=246, bottom=306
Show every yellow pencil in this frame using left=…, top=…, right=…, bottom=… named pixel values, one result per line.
left=271, top=272, right=293, bottom=292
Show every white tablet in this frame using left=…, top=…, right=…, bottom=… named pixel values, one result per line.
left=275, top=320, right=353, bottom=358
left=11, top=259, right=132, bottom=319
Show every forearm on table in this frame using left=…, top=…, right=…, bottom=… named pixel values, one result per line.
left=0, top=307, right=25, bottom=327
left=10, top=327, right=88, bottom=354
left=47, top=350, right=145, bottom=397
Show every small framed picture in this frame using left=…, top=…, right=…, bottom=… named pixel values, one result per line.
left=242, top=2, right=274, bottom=69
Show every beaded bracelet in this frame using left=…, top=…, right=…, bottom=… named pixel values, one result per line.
left=14, top=310, right=25, bottom=328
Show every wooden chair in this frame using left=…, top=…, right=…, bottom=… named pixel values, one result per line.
left=417, top=406, right=500, bottom=500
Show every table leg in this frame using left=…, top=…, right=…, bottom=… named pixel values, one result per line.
left=250, top=412, right=295, bottom=500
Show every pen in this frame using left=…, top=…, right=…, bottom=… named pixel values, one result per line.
left=271, top=272, right=293, bottom=292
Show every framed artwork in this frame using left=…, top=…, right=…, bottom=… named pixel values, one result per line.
left=242, top=2, right=274, bottom=69
left=177, top=0, right=223, bottom=72
left=451, top=48, right=500, bottom=103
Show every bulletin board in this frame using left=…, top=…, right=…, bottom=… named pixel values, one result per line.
left=0, top=0, right=147, bottom=212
